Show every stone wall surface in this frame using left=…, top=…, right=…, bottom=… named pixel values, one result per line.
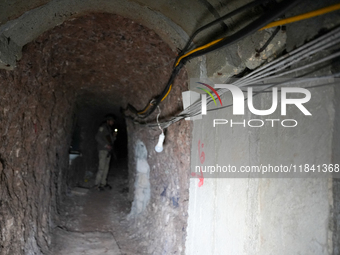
left=0, top=13, right=191, bottom=255
left=0, top=42, right=74, bottom=254
left=127, top=118, right=192, bottom=255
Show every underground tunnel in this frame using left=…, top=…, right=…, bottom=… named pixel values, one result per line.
left=1, top=11, right=191, bottom=254
left=1, top=0, right=340, bottom=254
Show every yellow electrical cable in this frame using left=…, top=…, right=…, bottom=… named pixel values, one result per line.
left=139, top=3, right=340, bottom=116
left=175, top=38, right=224, bottom=67
left=138, top=103, right=152, bottom=114
left=260, top=3, right=340, bottom=30
left=138, top=84, right=172, bottom=114
left=178, top=3, right=340, bottom=66
left=161, top=84, right=172, bottom=101
left=137, top=84, right=172, bottom=115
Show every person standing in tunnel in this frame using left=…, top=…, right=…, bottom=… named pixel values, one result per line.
left=94, top=114, right=116, bottom=191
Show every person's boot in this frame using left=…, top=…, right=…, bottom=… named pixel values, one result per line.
left=94, top=185, right=105, bottom=191
left=104, top=184, right=112, bottom=190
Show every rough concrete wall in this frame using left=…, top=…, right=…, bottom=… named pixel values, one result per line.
left=333, top=179, right=340, bottom=255
left=331, top=63, right=340, bottom=254
left=0, top=0, right=49, bottom=26
left=185, top=0, right=340, bottom=254
left=186, top=84, right=335, bottom=254
left=187, top=178, right=331, bottom=255
left=0, top=42, right=74, bottom=254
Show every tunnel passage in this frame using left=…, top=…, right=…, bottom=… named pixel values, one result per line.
left=0, top=13, right=191, bottom=254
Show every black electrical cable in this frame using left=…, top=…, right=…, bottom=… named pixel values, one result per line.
left=178, top=0, right=270, bottom=60
left=127, top=0, right=274, bottom=119
left=197, top=0, right=229, bottom=32
left=126, top=63, right=184, bottom=119
left=179, top=0, right=303, bottom=65
left=142, top=74, right=339, bottom=127
left=127, top=0, right=302, bottom=119
left=256, top=25, right=281, bottom=54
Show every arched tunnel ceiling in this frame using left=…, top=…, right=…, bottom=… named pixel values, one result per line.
left=0, top=0, right=218, bottom=31
left=30, top=12, right=188, bottom=118
left=0, top=0, right=253, bottom=69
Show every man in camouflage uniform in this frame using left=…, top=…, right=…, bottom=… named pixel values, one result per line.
left=94, top=114, right=116, bottom=191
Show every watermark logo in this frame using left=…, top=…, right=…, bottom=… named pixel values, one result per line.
left=196, top=82, right=223, bottom=115
left=200, top=84, right=311, bottom=116
left=190, top=80, right=312, bottom=128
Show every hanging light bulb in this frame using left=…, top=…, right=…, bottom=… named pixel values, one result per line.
left=155, top=106, right=165, bottom=153
left=155, top=133, right=165, bottom=153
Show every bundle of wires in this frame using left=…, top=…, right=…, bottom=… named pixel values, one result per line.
left=125, top=0, right=303, bottom=119
left=149, top=25, right=340, bottom=129
left=124, top=0, right=340, bottom=122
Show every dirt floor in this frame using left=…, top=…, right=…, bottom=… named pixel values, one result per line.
left=50, top=159, right=148, bottom=255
